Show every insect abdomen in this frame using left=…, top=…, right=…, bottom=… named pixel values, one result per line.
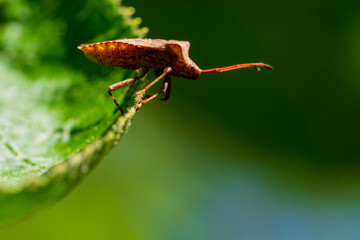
left=78, top=41, right=142, bottom=70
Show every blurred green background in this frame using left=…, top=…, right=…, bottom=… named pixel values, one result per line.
left=2, top=0, right=360, bottom=239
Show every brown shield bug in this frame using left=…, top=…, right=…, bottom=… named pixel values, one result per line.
left=78, top=38, right=273, bottom=115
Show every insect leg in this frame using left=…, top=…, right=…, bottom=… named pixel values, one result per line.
left=126, top=69, right=139, bottom=94
left=142, top=75, right=172, bottom=101
left=135, top=68, right=172, bottom=110
left=126, top=68, right=149, bottom=94
left=136, top=78, right=170, bottom=110
left=108, top=68, right=148, bottom=115
left=136, top=67, right=172, bottom=96
left=156, top=75, right=171, bottom=101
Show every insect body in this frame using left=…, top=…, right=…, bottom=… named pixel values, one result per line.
left=78, top=38, right=273, bottom=115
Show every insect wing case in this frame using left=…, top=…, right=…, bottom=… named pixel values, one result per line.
left=78, top=39, right=169, bottom=70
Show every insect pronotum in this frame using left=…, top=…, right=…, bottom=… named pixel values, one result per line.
left=78, top=38, right=273, bottom=115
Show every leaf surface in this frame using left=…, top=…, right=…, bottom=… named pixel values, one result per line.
left=0, top=0, right=147, bottom=226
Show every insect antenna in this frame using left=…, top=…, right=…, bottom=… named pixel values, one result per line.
left=201, top=63, right=273, bottom=74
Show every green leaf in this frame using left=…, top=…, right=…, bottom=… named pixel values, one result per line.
left=0, top=0, right=147, bottom=226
